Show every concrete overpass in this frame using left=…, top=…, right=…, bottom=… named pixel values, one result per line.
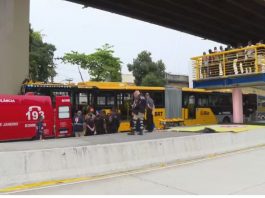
left=0, top=0, right=29, bottom=94
left=68, top=0, right=265, bottom=46
left=1, top=0, right=265, bottom=94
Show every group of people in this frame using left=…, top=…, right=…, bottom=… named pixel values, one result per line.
left=200, top=40, right=265, bottom=78
left=73, top=107, right=120, bottom=137
left=73, top=91, right=155, bottom=137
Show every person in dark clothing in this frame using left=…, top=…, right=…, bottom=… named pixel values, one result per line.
left=145, top=93, right=155, bottom=132
left=84, top=107, right=95, bottom=135
left=112, top=108, right=121, bottom=133
left=130, top=90, right=146, bottom=135
left=106, top=108, right=120, bottom=133
left=36, top=115, right=44, bottom=140
left=106, top=113, right=112, bottom=134
left=95, top=110, right=107, bottom=135
left=85, top=113, right=95, bottom=136
left=73, top=110, right=84, bottom=137
left=94, top=113, right=102, bottom=135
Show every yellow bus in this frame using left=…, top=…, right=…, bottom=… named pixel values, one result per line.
left=22, top=81, right=257, bottom=131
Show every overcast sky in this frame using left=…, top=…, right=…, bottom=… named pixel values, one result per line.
left=30, top=0, right=225, bottom=83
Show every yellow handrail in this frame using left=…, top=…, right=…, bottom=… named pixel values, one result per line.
left=255, top=47, right=258, bottom=73
left=191, top=44, right=265, bottom=60
left=223, top=53, right=226, bottom=77
left=192, top=44, right=265, bottom=81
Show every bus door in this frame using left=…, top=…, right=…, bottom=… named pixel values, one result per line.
left=182, top=92, right=196, bottom=120
left=187, top=95, right=196, bottom=119
left=257, top=95, right=265, bottom=121
left=118, top=92, right=133, bottom=132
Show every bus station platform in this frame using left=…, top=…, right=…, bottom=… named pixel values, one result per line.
left=169, top=124, right=265, bottom=133
left=0, top=131, right=197, bottom=152
left=1, top=127, right=265, bottom=191
left=1, top=125, right=264, bottom=153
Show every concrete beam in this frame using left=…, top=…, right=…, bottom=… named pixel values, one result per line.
left=0, top=0, right=29, bottom=94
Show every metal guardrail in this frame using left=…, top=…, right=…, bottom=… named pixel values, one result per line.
left=192, top=44, right=265, bottom=80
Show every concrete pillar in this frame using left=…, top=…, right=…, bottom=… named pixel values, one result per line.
left=0, top=0, right=29, bottom=94
left=232, top=88, right=244, bottom=124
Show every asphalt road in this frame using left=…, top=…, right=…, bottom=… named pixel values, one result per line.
left=10, top=146, right=265, bottom=195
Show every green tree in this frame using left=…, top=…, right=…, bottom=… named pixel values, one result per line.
left=127, top=51, right=166, bottom=86
left=29, top=27, right=57, bottom=82
left=142, top=73, right=165, bottom=86
left=61, top=44, right=122, bottom=82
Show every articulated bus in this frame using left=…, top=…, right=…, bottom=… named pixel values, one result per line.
left=21, top=82, right=257, bottom=131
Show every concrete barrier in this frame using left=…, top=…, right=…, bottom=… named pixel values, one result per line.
left=1, top=129, right=265, bottom=188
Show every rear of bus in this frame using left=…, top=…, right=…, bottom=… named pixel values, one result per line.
left=54, top=96, right=73, bottom=137
left=0, top=95, right=54, bottom=141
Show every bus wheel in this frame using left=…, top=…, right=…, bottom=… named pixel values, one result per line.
left=223, top=116, right=231, bottom=124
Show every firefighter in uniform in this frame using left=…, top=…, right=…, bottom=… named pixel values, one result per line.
left=131, top=90, right=146, bottom=135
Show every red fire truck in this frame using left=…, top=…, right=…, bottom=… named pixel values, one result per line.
left=0, top=94, right=73, bottom=141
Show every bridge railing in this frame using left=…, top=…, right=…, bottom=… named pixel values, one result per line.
left=192, top=44, right=265, bottom=80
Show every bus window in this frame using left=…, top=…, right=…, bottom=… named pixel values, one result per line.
left=150, top=91, right=165, bottom=108
left=52, top=91, right=68, bottom=96
left=208, top=93, right=233, bottom=116
left=198, top=95, right=209, bottom=107
left=79, top=93, right=88, bottom=105
left=189, top=95, right=195, bottom=104
left=209, top=95, right=218, bottom=106
left=97, top=96, right=106, bottom=106
left=58, top=106, right=70, bottom=119
left=117, top=93, right=123, bottom=106
left=217, top=94, right=231, bottom=106
left=107, top=96, right=115, bottom=106
left=95, top=91, right=116, bottom=108
left=182, top=93, right=189, bottom=107
left=124, top=93, right=132, bottom=101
